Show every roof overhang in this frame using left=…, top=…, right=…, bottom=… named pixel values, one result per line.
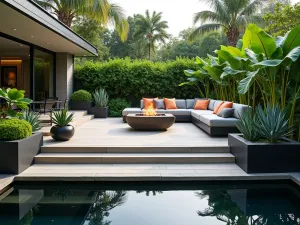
left=0, top=0, right=98, bottom=56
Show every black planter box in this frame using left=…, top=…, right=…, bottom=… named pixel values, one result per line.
left=0, top=132, right=43, bottom=174
left=89, top=107, right=108, bottom=118
left=70, top=101, right=91, bottom=111
left=229, top=133, right=300, bottom=173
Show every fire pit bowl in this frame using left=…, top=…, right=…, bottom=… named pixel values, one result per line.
left=126, top=113, right=175, bottom=131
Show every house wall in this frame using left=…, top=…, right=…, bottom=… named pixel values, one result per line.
left=56, top=53, right=74, bottom=101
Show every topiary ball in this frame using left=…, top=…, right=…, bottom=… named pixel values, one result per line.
left=0, top=118, right=32, bottom=141
left=70, top=90, right=92, bottom=102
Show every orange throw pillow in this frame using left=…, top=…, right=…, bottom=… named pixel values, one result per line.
left=143, top=98, right=158, bottom=109
left=217, top=102, right=233, bottom=114
left=164, top=98, right=177, bottom=109
left=194, top=99, right=210, bottom=110
left=213, top=101, right=224, bottom=114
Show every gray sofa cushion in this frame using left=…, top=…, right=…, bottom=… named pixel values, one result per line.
left=232, top=103, right=251, bottom=119
left=217, top=108, right=235, bottom=118
left=213, top=100, right=224, bottom=110
left=166, top=109, right=192, bottom=116
left=140, top=100, right=144, bottom=109
left=154, top=109, right=167, bottom=114
left=191, top=110, right=214, bottom=120
left=200, top=114, right=239, bottom=127
left=154, top=99, right=165, bottom=109
left=208, top=99, right=216, bottom=110
left=186, top=99, right=195, bottom=109
left=122, top=108, right=142, bottom=116
left=175, top=99, right=187, bottom=109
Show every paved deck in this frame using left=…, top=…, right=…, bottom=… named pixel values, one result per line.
left=43, top=118, right=228, bottom=148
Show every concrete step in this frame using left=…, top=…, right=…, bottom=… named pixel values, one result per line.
left=41, top=146, right=230, bottom=153
left=34, top=153, right=235, bottom=164
left=70, top=115, right=94, bottom=128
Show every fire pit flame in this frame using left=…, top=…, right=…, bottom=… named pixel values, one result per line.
left=143, top=106, right=157, bottom=116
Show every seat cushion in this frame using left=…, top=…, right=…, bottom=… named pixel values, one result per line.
left=232, top=103, right=251, bottom=119
left=175, top=99, right=187, bottom=109
left=191, top=110, right=214, bottom=120
left=199, top=114, right=239, bottom=127
left=155, top=109, right=167, bottom=114
left=122, top=108, right=142, bottom=116
left=166, top=109, right=192, bottom=116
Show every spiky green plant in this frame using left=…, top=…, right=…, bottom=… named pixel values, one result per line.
left=236, top=110, right=261, bottom=142
left=21, top=110, right=42, bottom=132
left=255, top=104, right=292, bottom=143
left=93, top=88, right=109, bottom=107
left=51, top=109, right=74, bottom=127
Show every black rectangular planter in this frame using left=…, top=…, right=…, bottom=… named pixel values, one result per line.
left=0, top=132, right=43, bottom=174
left=89, top=107, right=108, bottom=118
left=70, top=101, right=92, bottom=111
left=229, top=133, right=300, bottom=173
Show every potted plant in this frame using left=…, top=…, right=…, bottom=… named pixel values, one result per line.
left=70, top=89, right=92, bottom=111
left=50, top=109, right=75, bottom=141
left=89, top=88, right=109, bottom=118
left=229, top=104, right=300, bottom=173
left=0, top=88, right=43, bottom=174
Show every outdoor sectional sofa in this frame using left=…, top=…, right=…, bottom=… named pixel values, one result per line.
left=122, top=99, right=250, bottom=136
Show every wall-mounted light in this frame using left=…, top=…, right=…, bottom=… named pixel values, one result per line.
left=13, top=28, right=17, bottom=31
left=31, top=36, right=34, bottom=38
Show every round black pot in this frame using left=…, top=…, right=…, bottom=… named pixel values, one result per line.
left=50, top=125, right=75, bottom=141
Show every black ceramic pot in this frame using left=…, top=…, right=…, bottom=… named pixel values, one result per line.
left=50, top=125, right=75, bottom=141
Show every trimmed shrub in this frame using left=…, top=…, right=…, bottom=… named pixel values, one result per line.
left=70, top=90, right=92, bottom=102
left=0, top=118, right=32, bottom=141
left=74, top=58, right=199, bottom=106
left=108, top=98, right=131, bottom=117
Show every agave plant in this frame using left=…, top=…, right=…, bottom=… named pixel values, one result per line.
left=255, top=104, right=292, bottom=143
left=93, top=88, right=109, bottom=107
left=236, top=110, right=261, bottom=142
left=51, top=109, right=74, bottom=127
left=21, top=110, right=42, bottom=132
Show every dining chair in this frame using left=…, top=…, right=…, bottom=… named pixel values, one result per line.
left=39, top=99, right=56, bottom=125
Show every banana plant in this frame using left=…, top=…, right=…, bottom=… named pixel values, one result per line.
left=0, top=88, right=32, bottom=119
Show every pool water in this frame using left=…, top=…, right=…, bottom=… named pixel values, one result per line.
left=1, top=182, right=300, bottom=225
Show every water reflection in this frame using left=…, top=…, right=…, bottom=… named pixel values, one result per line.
left=1, top=184, right=300, bottom=225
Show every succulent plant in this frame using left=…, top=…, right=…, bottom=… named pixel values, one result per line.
left=51, top=109, right=74, bottom=127
left=255, top=104, right=292, bottom=143
left=93, top=88, right=109, bottom=107
left=21, top=110, right=42, bottom=132
left=236, top=110, right=261, bottom=142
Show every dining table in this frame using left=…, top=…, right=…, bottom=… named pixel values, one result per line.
left=31, top=100, right=62, bottom=111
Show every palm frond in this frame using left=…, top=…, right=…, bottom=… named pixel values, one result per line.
left=193, top=10, right=224, bottom=24
left=108, top=3, right=129, bottom=41
left=189, top=23, right=223, bottom=41
left=199, top=0, right=230, bottom=23
left=239, top=0, right=262, bottom=16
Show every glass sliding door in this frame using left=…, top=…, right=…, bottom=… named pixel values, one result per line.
left=34, top=49, right=54, bottom=100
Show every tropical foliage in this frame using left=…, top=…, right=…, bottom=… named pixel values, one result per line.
left=21, top=110, right=42, bottom=132
left=264, top=2, right=300, bottom=36
left=181, top=24, right=300, bottom=139
left=34, top=0, right=129, bottom=41
left=134, top=10, right=169, bottom=60
left=190, top=0, right=262, bottom=46
left=0, top=88, right=32, bottom=119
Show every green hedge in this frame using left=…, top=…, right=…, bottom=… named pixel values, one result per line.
left=108, top=98, right=131, bottom=117
left=74, top=58, right=199, bottom=105
left=70, top=89, right=92, bottom=102
left=0, top=118, right=32, bottom=141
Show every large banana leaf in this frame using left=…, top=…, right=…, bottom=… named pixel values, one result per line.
left=220, top=46, right=244, bottom=57
left=242, top=24, right=276, bottom=59
left=216, top=50, right=241, bottom=70
left=282, top=26, right=300, bottom=56
left=254, top=46, right=300, bottom=67
left=238, top=70, right=260, bottom=95
left=221, top=66, right=246, bottom=79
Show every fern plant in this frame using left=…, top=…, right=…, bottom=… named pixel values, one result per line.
left=21, top=110, right=42, bottom=132
left=93, top=88, right=109, bottom=107
left=51, top=109, right=74, bottom=127
left=236, top=110, right=261, bottom=142
left=255, top=104, right=292, bottom=143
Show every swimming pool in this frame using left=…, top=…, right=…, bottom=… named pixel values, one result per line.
left=1, top=182, right=300, bottom=225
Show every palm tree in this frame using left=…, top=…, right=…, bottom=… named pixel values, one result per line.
left=190, top=0, right=262, bottom=46
left=34, top=0, right=129, bottom=41
left=134, top=10, right=169, bottom=60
